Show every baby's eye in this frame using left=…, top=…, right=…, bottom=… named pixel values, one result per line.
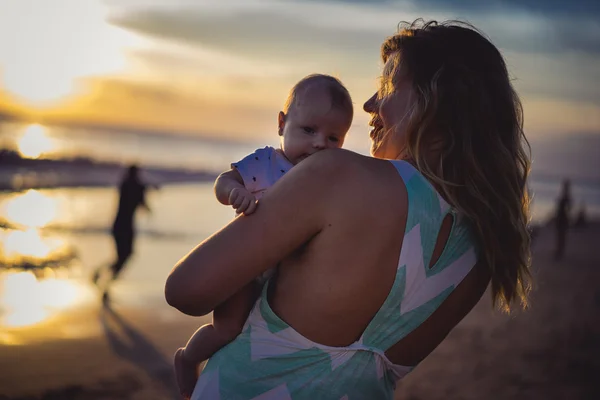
left=303, top=127, right=315, bottom=134
left=329, top=136, right=339, bottom=143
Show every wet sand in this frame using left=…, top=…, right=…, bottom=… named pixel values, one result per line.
left=1, top=222, right=599, bottom=399
left=0, top=298, right=207, bottom=400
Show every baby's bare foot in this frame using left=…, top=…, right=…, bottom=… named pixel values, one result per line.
left=174, top=348, right=199, bottom=399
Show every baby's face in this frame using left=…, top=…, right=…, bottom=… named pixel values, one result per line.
left=279, top=88, right=352, bottom=165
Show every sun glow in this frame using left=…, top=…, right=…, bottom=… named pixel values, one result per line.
left=16, top=124, right=55, bottom=159
left=0, top=0, right=145, bottom=105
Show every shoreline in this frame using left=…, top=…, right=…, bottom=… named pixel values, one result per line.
left=0, top=167, right=217, bottom=192
left=0, top=173, right=215, bottom=193
left=0, top=150, right=217, bottom=191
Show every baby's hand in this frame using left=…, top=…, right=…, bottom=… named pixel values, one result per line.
left=229, top=187, right=258, bottom=215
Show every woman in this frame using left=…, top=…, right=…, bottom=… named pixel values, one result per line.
left=165, top=19, right=532, bottom=399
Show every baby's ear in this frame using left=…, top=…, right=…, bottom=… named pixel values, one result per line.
left=278, top=111, right=286, bottom=136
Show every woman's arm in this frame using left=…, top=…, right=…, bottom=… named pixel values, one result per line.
left=165, top=150, right=350, bottom=316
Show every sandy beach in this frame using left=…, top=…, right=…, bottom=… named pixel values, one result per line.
left=1, top=221, right=599, bottom=400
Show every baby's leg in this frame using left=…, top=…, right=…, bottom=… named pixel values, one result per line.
left=174, top=281, right=260, bottom=398
left=185, top=281, right=259, bottom=360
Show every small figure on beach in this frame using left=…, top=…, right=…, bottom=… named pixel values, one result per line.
left=173, top=74, right=353, bottom=399
left=554, top=178, right=572, bottom=260
left=574, top=202, right=587, bottom=228
left=92, top=164, right=151, bottom=297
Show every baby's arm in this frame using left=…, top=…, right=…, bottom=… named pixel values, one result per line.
left=214, top=169, right=257, bottom=215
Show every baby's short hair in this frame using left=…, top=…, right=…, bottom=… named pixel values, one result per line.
left=283, top=74, right=353, bottom=118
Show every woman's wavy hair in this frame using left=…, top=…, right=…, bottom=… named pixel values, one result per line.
left=381, top=19, right=532, bottom=312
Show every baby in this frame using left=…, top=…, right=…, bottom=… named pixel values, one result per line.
left=173, top=74, right=354, bottom=399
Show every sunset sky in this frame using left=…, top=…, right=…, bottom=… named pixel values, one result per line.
left=1, top=0, right=599, bottom=143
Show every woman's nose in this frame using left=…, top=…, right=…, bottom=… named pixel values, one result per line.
left=363, top=93, right=377, bottom=113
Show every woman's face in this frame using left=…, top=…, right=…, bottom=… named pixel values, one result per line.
left=363, top=53, right=415, bottom=159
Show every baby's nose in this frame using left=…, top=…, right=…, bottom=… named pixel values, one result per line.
left=313, top=135, right=326, bottom=149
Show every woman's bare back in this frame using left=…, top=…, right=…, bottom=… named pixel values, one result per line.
left=270, top=151, right=489, bottom=365
left=270, top=153, right=409, bottom=347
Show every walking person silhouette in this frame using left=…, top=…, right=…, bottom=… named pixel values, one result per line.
left=93, top=164, right=151, bottom=300
left=554, top=179, right=572, bottom=260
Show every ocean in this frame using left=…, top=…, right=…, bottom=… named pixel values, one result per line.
left=0, top=122, right=598, bottom=328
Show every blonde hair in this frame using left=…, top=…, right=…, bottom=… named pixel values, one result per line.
left=381, top=20, right=532, bottom=312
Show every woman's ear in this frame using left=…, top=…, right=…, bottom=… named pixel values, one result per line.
left=278, top=111, right=286, bottom=136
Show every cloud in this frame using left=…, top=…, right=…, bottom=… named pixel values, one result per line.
left=107, top=4, right=395, bottom=105
left=504, top=51, right=600, bottom=103
left=296, top=0, right=600, bottom=55
left=46, top=77, right=281, bottom=139
left=473, top=12, right=600, bottom=55
left=89, top=78, right=178, bottom=104
left=126, top=48, right=317, bottom=113
left=109, top=0, right=600, bottom=59
left=522, top=97, right=600, bottom=137
left=108, top=7, right=387, bottom=71
left=301, top=0, right=600, bottom=17
left=108, top=2, right=600, bottom=104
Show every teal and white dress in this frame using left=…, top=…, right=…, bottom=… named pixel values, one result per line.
left=192, top=160, right=479, bottom=400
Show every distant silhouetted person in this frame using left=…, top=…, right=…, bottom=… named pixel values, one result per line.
left=93, top=164, right=150, bottom=292
left=554, top=179, right=572, bottom=260
left=574, top=202, right=587, bottom=228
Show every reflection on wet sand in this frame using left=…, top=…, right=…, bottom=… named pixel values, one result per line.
left=3, top=189, right=58, bottom=228
left=0, top=189, right=89, bottom=329
left=0, top=184, right=211, bottom=333
left=2, top=229, right=76, bottom=264
left=0, top=270, right=93, bottom=328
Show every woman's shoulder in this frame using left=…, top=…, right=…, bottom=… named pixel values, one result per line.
left=289, top=149, right=406, bottom=206
left=297, top=149, right=394, bottom=180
